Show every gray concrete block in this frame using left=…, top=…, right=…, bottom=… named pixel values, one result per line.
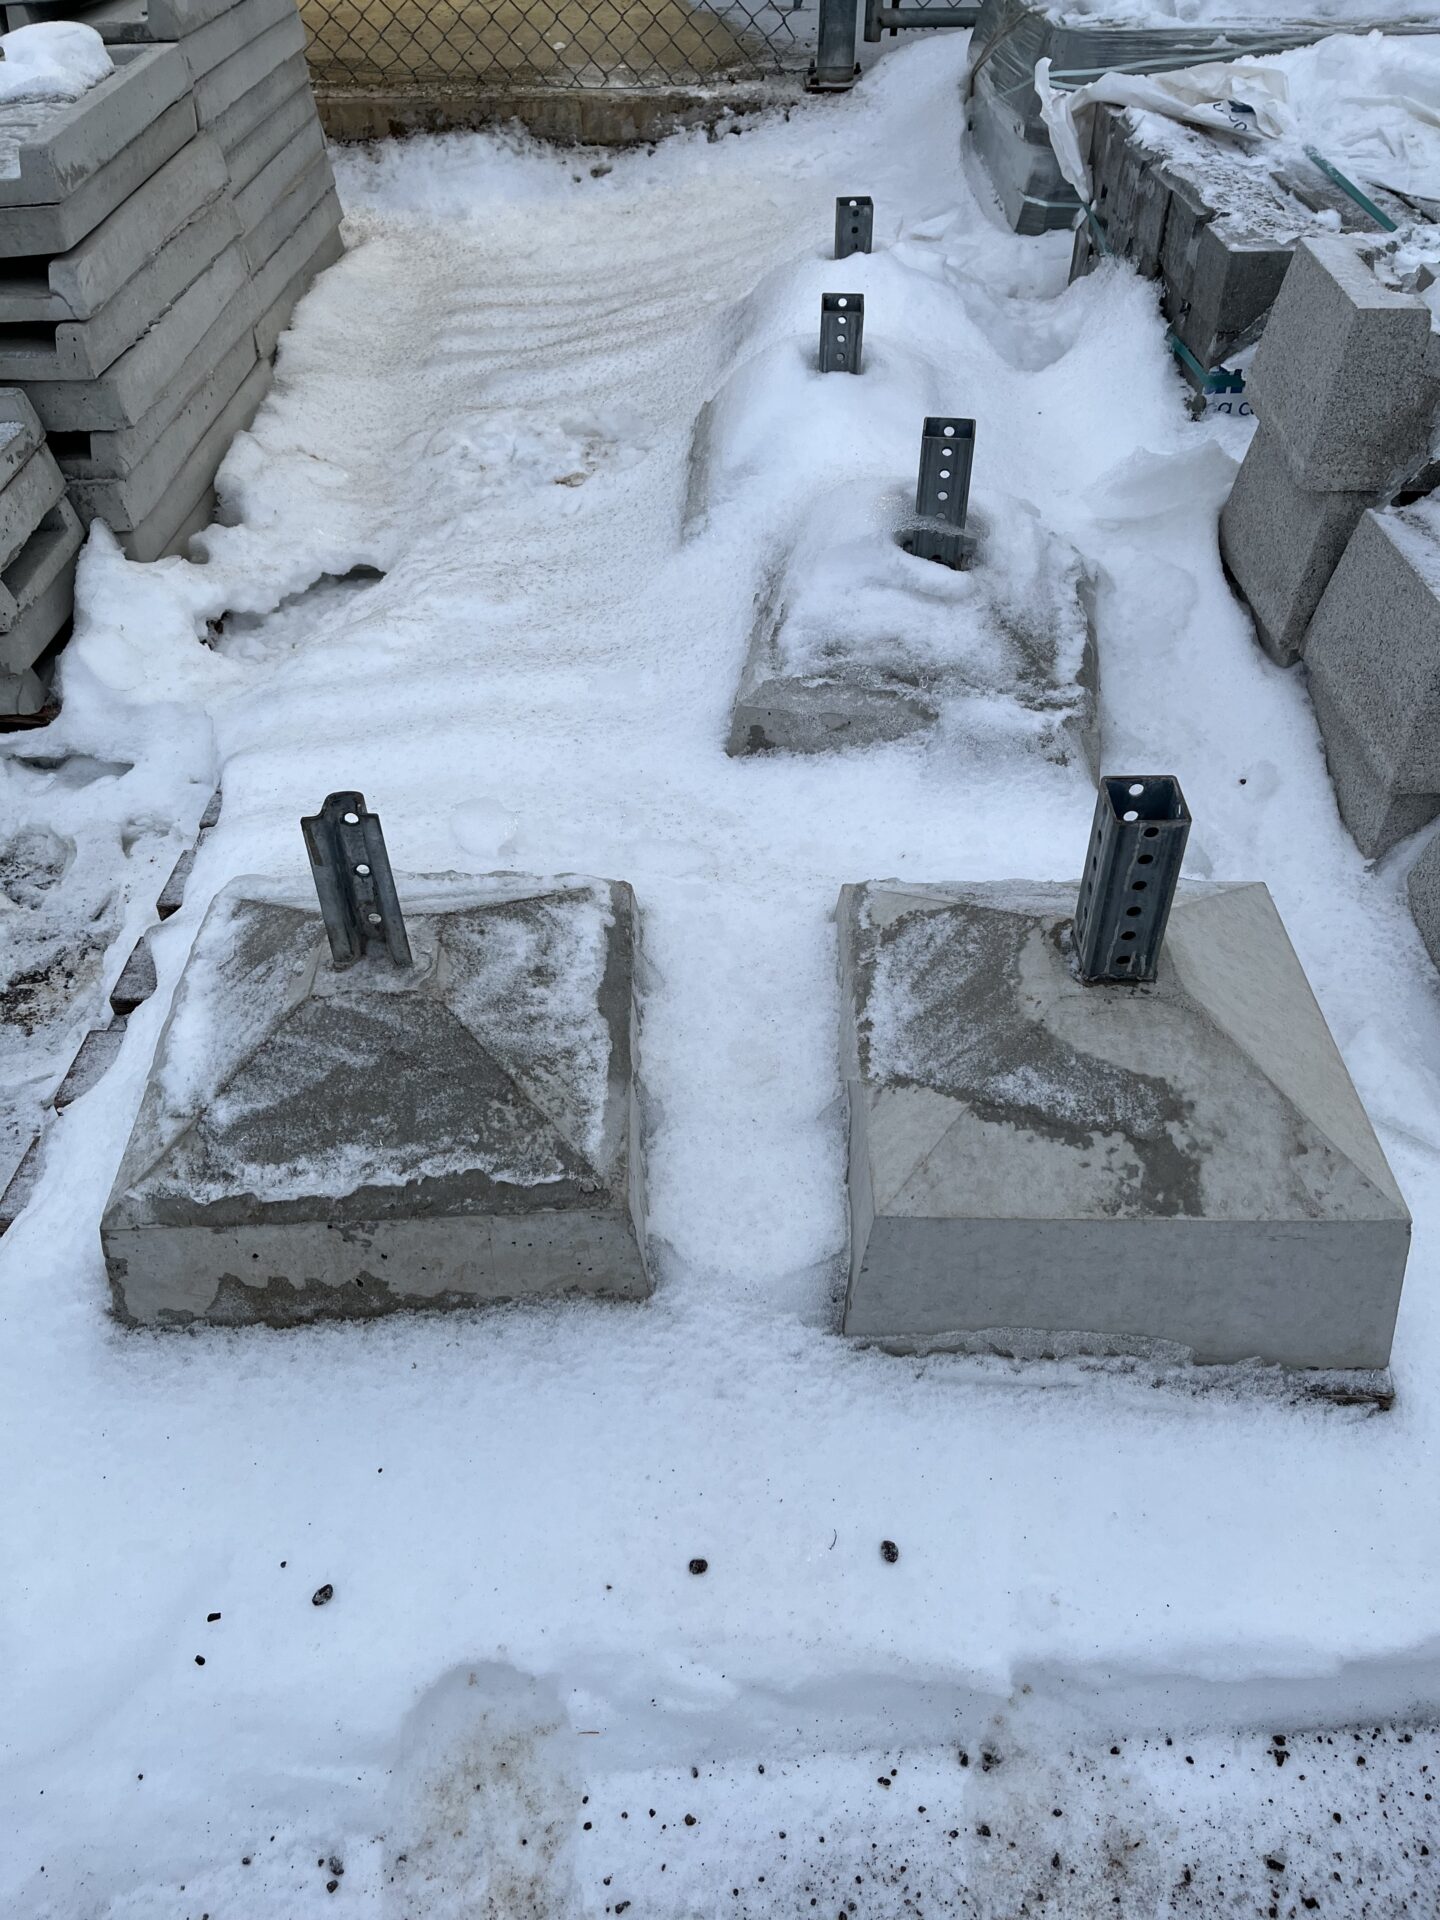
left=102, top=876, right=651, bottom=1327
left=1407, top=833, right=1440, bottom=971
left=0, top=448, right=65, bottom=572
left=206, top=49, right=309, bottom=164
left=53, top=1022, right=128, bottom=1112
left=0, top=97, right=196, bottom=259
left=0, top=1136, right=42, bottom=1234
left=1308, top=672, right=1440, bottom=860
left=0, top=497, right=82, bottom=646
left=0, top=197, right=240, bottom=382
left=73, top=352, right=268, bottom=533
left=0, top=135, right=229, bottom=325
left=233, top=115, right=325, bottom=238
left=1248, top=237, right=1440, bottom=493
left=220, top=68, right=313, bottom=196
left=0, top=45, right=188, bottom=207
left=111, top=936, right=158, bottom=1017
left=1219, top=425, right=1375, bottom=667
left=70, top=0, right=248, bottom=42
left=1175, top=217, right=1292, bottom=369
left=179, top=0, right=299, bottom=81
left=254, top=210, right=343, bottom=359
left=837, top=878, right=1409, bottom=1370
left=0, top=541, right=77, bottom=676
left=54, top=295, right=255, bottom=478
left=244, top=149, right=333, bottom=274
left=192, top=12, right=307, bottom=129
left=0, top=390, right=44, bottom=486
left=25, top=241, right=249, bottom=433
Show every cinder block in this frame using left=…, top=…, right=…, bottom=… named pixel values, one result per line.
left=0, top=45, right=189, bottom=207
left=25, top=242, right=249, bottom=433
left=102, top=876, right=652, bottom=1326
left=0, top=199, right=240, bottom=382
left=1248, top=237, right=1440, bottom=492
left=219, top=68, right=313, bottom=196
left=253, top=206, right=343, bottom=358
left=0, top=97, right=196, bottom=258
left=74, top=353, right=269, bottom=533
left=54, top=296, right=255, bottom=478
left=0, top=449, right=66, bottom=571
left=192, top=12, right=307, bottom=128
left=1219, top=425, right=1374, bottom=666
left=1407, top=833, right=1440, bottom=970
left=0, top=135, right=229, bottom=324
left=206, top=49, right=309, bottom=163
left=244, top=151, right=333, bottom=273
left=0, top=540, right=78, bottom=676
left=837, top=877, right=1409, bottom=1370
left=233, top=116, right=326, bottom=238
left=0, top=497, right=82, bottom=645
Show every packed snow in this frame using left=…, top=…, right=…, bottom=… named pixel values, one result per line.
left=4, top=27, right=1440, bottom=1918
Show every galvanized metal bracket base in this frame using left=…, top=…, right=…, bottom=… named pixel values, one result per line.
left=301, top=790, right=413, bottom=970
left=1073, top=775, right=1190, bottom=983
left=835, top=196, right=873, bottom=258
left=819, top=292, right=864, bottom=373
left=899, top=523, right=977, bottom=570
left=805, top=60, right=861, bottom=91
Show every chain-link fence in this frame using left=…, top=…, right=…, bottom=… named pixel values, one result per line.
left=301, top=0, right=817, bottom=91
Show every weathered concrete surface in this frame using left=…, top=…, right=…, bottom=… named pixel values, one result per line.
left=728, top=499, right=1099, bottom=771
left=233, top=115, right=326, bottom=236
left=1248, top=237, right=1440, bottom=494
left=253, top=206, right=343, bottom=358
left=1408, top=833, right=1440, bottom=971
left=0, top=390, right=43, bottom=485
left=103, top=875, right=650, bottom=1325
left=0, top=97, right=196, bottom=258
left=837, top=879, right=1409, bottom=1370
left=222, top=70, right=313, bottom=195
left=0, top=498, right=82, bottom=658
left=1219, top=425, right=1374, bottom=667
left=313, top=82, right=786, bottom=147
left=0, top=448, right=65, bottom=572
left=193, top=13, right=308, bottom=127
left=0, top=46, right=189, bottom=207
left=244, top=151, right=332, bottom=271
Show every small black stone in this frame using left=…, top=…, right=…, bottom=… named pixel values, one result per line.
left=688, top=1559, right=708, bottom=1576
left=312, top=1584, right=334, bottom=1607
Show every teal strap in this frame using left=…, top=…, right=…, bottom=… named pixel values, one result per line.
left=1302, top=145, right=1399, bottom=233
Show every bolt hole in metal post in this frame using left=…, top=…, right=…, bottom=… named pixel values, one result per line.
left=1072, top=776, right=1190, bottom=984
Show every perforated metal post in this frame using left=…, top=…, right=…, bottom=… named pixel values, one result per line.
left=819, top=292, right=864, bottom=373
left=900, top=417, right=976, bottom=569
left=1073, top=776, right=1190, bottom=983
left=301, top=790, right=413, bottom=970
left=835, top=196, right=873, bottom=258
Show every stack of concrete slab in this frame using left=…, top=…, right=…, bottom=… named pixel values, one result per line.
left=1306, top=500, right=1440, bottom=860
left=72, top=0, right=343, bottom=358
left=1072, top=106, right=1408, bottom=378
left=0, top=392, right=83, bottom=717
left=102, top=873, right=651, bottom=1326
left=836, top=874, right=1409, bottom=1378
left=1219, top=236, right=1440, bottom=669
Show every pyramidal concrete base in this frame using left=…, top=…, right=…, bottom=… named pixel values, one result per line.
left=837, top=880, right=1408, bottom=1373
left=103, top=874, right=650, bottom=1326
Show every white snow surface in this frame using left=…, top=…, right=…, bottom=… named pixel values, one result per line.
left=5, top=33, right=1440, bottom=1916
left=0, top=21, right=111, bottom=107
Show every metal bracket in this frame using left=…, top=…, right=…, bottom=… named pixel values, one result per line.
left=899, top=525, right=975, bottom=570
left=1073, top=776, right=1190, bottom=983
left=915, top=416, right=974, bottom=525
left=301, top=791, right=413, bottom=970
left=819, top=292, right=864, bottom=373
left=834, top=196, right=873, bottom=258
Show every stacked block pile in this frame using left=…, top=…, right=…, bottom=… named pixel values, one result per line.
left=0, top=7, right=342, bottom=714
left=0, top=391, right=83, bottom=716
left=1072, top=107, right=1409, bottom=380
left=1219, top=237, right=1440, bottom=679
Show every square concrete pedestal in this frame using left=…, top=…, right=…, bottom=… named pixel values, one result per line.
left=837, top=879, right=1408, bottom=1372
left=103, top=874, right=650, bottom=1325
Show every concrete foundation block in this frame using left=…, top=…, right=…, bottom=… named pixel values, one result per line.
left=26, top=242, right=249, bottom=433
left=244, top=150, right=333, bottom=273
left=1305, top=505, right=1440, bottom=795
left=0, top=135, right=229, bottom=325
left=0, top=97, right=196, bottom=259
left=0, top=198, right=240, bottom=383
left=73, top=352, right=268, bottom=534
left=0, top=495, right=82, bottom=640
left=837, top=878, right=1409, bottom=1370
left=102, top=875, right=651, bottom=1327
left=192, top=12, right=307, bottom=129
left=253, top=210, right=343, bottom=359
left=0, top=448, right=66, bottom=572
left=206, top=49, right=309, bottom=163
left=1248, top=237, right=1440, bottom=493
left=1407, top=833, right=1440, bottom=970
left=0, top=45, right=188, bottom=207
left=1219, top=425, right=1374, bottom=667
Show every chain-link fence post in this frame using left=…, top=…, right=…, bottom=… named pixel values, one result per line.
left=807, top=0, right=860, bottom=89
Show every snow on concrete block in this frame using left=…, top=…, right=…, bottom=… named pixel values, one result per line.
left=102, top=876, right=651, bottom=1326
left=1248, top=237, right=1440, bottom=494
left=727, top=492, right=1098, bottom=770
left=0, top=43, right=189, bottom=206
left=837, top=878, right=1408, bottom=1371
left=1219, top=424, right=1374, bottom=667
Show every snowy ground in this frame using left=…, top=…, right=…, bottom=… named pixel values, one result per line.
left=5, top=32, right=1440, bottom=1917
